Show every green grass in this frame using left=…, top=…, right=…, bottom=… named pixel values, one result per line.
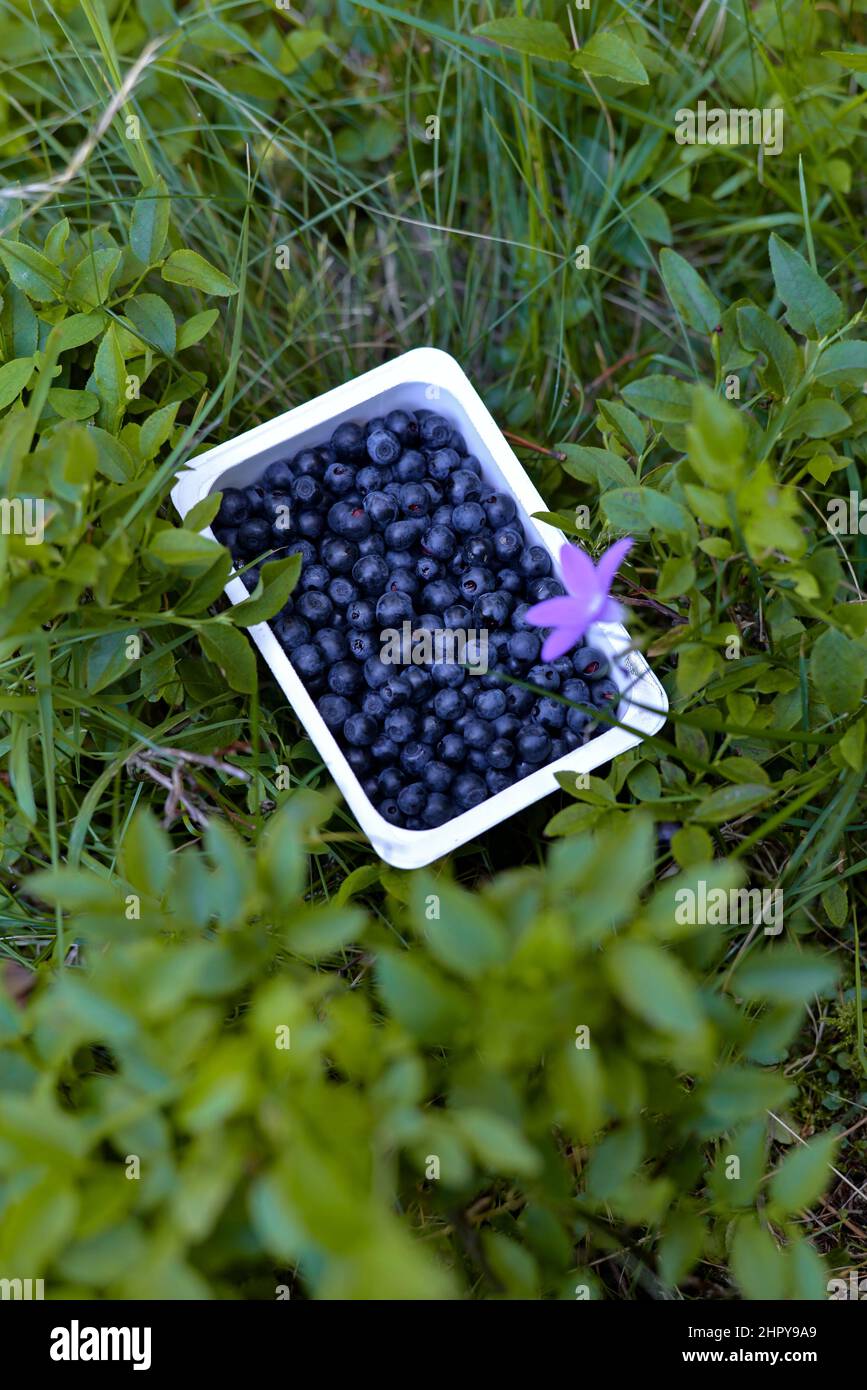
left=0, top=0, right=865, bottom=1300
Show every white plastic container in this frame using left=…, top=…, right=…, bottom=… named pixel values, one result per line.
left=171, top=348, right=668, bottom=868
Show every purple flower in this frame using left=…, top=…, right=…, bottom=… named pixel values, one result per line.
left=525, top=537, right=633, bottom=661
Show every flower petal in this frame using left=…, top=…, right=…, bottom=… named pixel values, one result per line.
left=559, top=541, right=597, bottom=597
left=541, top=625, right=584, bottom=661
left=599, top=597, right=624, bottom=624
left=594, top=537, right=633, bottom=594
left=524, top=595, right=586, bottom=628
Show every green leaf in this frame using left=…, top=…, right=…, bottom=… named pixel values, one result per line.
left=602, top=485, right=693, bottom=538
left=124, top=293, right=177, bottom=357
left=0, top=355, right=35, bottom=411
left=815, top=339, right=867, bottom=389
left=85, top=631, right=134, bottom=693
left=693, top=783, right=771, bottom=824
left=736, top=305, right=801, bottom=396
left=199, top=622, right=258, bottom=693
left=416, top=879, right=508, bottom=979
left=228, top=554, right=302, bottom=626
left=686, top=386, right=745, bottom=489
left=731, top=1217, right=787, bottom=1301
left=621, top=373, right=692, bottom=423
left=810, top=626, right=866, bottom=713
left=585, top=1124, right=644, bottom=1199
left=91, top=324, right=127, bottom=432
left=605, top=940, right=705, bottom=1037
left=139, top=401, right=180, bottom=460
left=573, top=31, right=649, bottom=84
left=47, top=387, right=99, bottom=420
left=658, top=1208, right=705, bottom=1286
left=768, top=235, right=843, bottom=339
left=122, top=808, right=171, bottom=898
left=596, top=399, right=646, bottom=457
left=53, top=311, right=104, bottom=354
left=659, top=248, right=720, bottom=334
left=822, top=49, right=867, bottom=71
left=181, top=491, right=221, bottom=534
left=453, top=1109, right=542, bottom=1177
left=375, top=952, right=463, bottom=1044
left=733, top=946, right=839, bottom=1005
left=283, top=907, right=365, bottom=960
left=786, top=398, right=850, bottom=439
left=559, top=443, right=634, bottom=490
left=67, top=247, right=121, bottom=309
left=473, top=17, right=571, bottom=62
left=177, top=308, right=220, bottom=351
left=162, top=250, right=239, bottom=297
left=0, top=238, right=65, bottom=301
left=150, top=527, right=221, bottom=571
left=129, top=176, right=170, bottom=265
left=769, top=1132, right=837, bottom=1215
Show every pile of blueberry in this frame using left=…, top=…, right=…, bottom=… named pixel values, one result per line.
left=213, top=407, right=621, bottom=831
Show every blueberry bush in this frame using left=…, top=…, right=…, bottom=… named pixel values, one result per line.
left=0, top=0, right=865, bottom=1300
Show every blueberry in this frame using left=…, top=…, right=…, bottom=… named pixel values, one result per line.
left=507, top=630, right=540, bottom=666
left=347, top=630, right=378, bottom=661
left=493, top=713, right=521, bottom=741
left=385, top=567, right=419, bottom=597
left=592, top=678, right=620, bottom=713
left=528, top=577, right=565, bottom=602
left=320, top=537, right=358, bottom=574
left=384, top=706, right=416, bottom=742
left=422, top=524, right=457, bottom=561
left=466, top=749, right=489, bottom=772
left=486, top=768, right=513, bottom=795
left=385, top=518, right=425, bottom=551
left=460, top=566, right=494, bottom=601
left=519, top=545, right=552, bottom=578
left=397, top=781, right=427, bottom=817
left=216, top=525, right=237, bottom=551
left=274, top=614, right=310, bottom=651
left=452, top=501, right=485, bottom=534
left=572, top=646, right=610, bottom=681
left=453, top=772, right=487, bottom=810
left=318, top=694, right=351, bottom=728
left=300, top=562, right=330, bottom=591
left=244, top=483, right=266, bottom=515
left=237, top=517, right=272, bottom=556
left=423, top=760, right=453, bottom=793
left=367, top=428, right=402, bottom=466
left=329, top=576, right=357, bottom=607
left=288, top=474, right=320, bottom=507
left=381, top=677, right=413, bottom=713
left=488, top=738, right=515, bottom=769
left=357, top=533, right=385, bottom=557
left=376, top=590, right=414, bottom=626
left=364, top=657, right=392, bottom=690
left=438, top=733, right=465, bottom=765
left=465, top=535, right=494, bottom=566
left=473, top=591, right=512, bottom=629
left=443, top=602, right=472, bottom=628
left=328, top=660, right=363, bottom=696
left=292, top=643, right=324, bottom=681
left=372, top=735, right=399, bottom=765
left=474, top=687, right=507, bottom=721
left=497, top=567, right=523, bottom=596
left=356, top=464, right=386, bottom=494
left=378, top=797, right=403, bottom=826
left=315, top=627, right=347, bottom=663
left=361, top=690, right=387, bottom=720
left=562, top=729, right=581, bottom=751
left=352, top=553, right=389, bottom=595
left=562, top=677, right=590, bottom=704
left=420, top=713, right=446, bottom=744
left=296, top=509, right=325, bottom=540
left=404, top=666, right=432, bottom=703
left=401, top=742, right=431, bottom=777
left=347, top=597, right=376, bottom=630
left=385, top=409, right=419, bottom=444
left=296, top=590, right=333, bottom=625
left=421, top=792, right=451, bottom=827
left=416, top=555, right=441, bottom=583
left=398, top=482, right=430, bottom=517
left=527, top=663, right=560, bottom=692
left=325, top=462, right=357, bottom=496
left=535, top=695, right=566, bottom=731
left=420, top=414, right=451, bottom=449
left=431, top=661, right=465, bottom=689
left=506, top=685, right=535, bottom=716
left=346, top=746, right=372, bottom=777
left=396, top=449, right=427, bottom=483
left=427, top=447, right=460, bottom=481
left=433, top=687, right=465, bottom=721
left=331, top=422, right=366, bottom=461
left=363, top=490, right=398, bottom=528
left=494, top=527, right=524, bottom=564
left=452, top=436, right=472, bottom=459
left=328, top=500, right=371, bottom=540
left=463, top=716, right=494, bottom=750
left=217, top=487, right=248, bottom=526
left=291, top=450, right=322, bottom=479
left=449, top=469, right=483, bottom=504
left=517, top=725, right=551, bottom=763
left=481, top=491, right=516, bottom=528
